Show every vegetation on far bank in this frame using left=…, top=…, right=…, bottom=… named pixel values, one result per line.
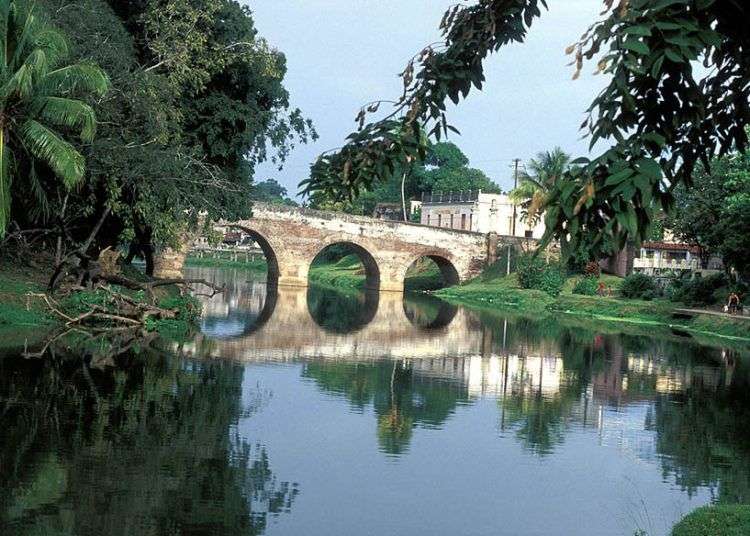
left=670, top=504, right=750, bottom=536
left=185, top=253, right=267, bottom=271
left=307, top=252, right=445, bottom=292
left=436, top=267, right=749, bottom=343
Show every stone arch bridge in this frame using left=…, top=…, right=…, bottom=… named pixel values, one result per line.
left=157, top=203, right=502, bottom=292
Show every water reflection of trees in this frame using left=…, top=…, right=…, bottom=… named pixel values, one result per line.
left=492, top=317, right=750, bottom=502
left=0, top=350, right=297, bottom=535
left=650, top=373, right=750, bottom=504
left=302, top=360, right=469, bottom=455
left=306, top=285, right=379, bottom=333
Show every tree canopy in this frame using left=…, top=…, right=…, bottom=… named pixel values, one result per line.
left=302, top=0, right=750, bottom=261
left=250, top=179, right=298, bottom=206
left=309, top=141, right=500, bottom=215
left=668, top=148, right=750, bottom=279
left=13, top=0, right=315, bottom=274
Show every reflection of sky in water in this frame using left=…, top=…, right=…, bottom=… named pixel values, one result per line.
left=201, top=311, right=261, bottom=339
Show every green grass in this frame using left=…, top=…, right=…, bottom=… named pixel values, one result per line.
left=0, top=260, right=204, bottom=349
left=671, top=505, right=750, bottom=536
left=185, top=253, right=267, bottom=271
left=309, top=254, right=366, bottom=289
left=436, top=272, right=750, bottom=343
left=0, top=263, right=56, bottom=349
left=0, top=267, right=54, bottom=327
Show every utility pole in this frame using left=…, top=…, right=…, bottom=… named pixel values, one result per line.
left=511, top=158, right=521, bottom=237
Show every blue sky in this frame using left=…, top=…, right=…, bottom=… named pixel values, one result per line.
left=247, top=1, right=609, bottom=198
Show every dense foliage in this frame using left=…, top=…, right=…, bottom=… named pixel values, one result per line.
left=2, top=0, right=314, bottom=274
left=516, top=254, right=565, bottom=296
left=303, top=0, right=750, bottom=264
left=0, top=1, right=109, bottom=236
left=250, top=179, right=298, bottom=206
left=668, top=273, right=733, bottom=306
left=620, top=272, right=657, bottom=300
left=668, top=149, right=750, bottom=280
left=572, top=276, right=598, bottom=296
left=670, top=505, right=750, bottom=536
left=310, top=141, right=500, bottom=215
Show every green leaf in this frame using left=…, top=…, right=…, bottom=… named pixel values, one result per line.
left=604, top=168, right=634, bottom=187
left=635, top=158, right=663, bottom=181
left=621, top=39, right=650, bottom=55
left=624, top=25, right=652, bottom=37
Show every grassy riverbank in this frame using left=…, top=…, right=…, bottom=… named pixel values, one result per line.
left=436, top=273, right=750, bottom=344
left=0, top=262, right=202, bottom=350
left=185, top=252, right=267, bottom=271
left=0, top=264, right=57, bottom=347
left=670, top=504, right=750, bottom=535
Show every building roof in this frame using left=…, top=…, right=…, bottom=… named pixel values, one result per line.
left=642, top=241, right=701, bottom=254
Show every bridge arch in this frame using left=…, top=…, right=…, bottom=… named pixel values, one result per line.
left=402, top=251, right=461, bottom=291
left=225, top=224, right=281, bottom=286
left=310, top=240, right=381, bottom=290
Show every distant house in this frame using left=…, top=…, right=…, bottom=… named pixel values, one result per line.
left=418, top=190, right=545, bottom=238
left=223, top=231, right=243, bottom=246
left=632, top=241, right=723, bottom=277
left=372, top=203, right=404, bottom=221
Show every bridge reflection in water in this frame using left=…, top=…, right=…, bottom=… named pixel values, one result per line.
left=181, top=267, right=739, bottom=407
left=184, top=273, right=475, bottom=362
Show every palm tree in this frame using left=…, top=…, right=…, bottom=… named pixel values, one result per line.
left=0, top=0, right=109, bottom=236
left=509, top=147, right=571, bottom=225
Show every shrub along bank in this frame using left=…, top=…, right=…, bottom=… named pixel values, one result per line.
left=670, top=504, right=750, bottom=536
left=435, top=259, right=749, bottom=342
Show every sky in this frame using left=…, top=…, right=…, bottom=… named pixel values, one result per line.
left=246, top=0, right=610, bottom=198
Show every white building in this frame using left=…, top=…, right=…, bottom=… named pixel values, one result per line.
left=632, top=241, right=723, bottom=277
left=418, top=190, right=545, bottom=238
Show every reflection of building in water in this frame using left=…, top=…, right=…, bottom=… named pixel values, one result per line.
left=411, top=355, right=566, bottom=398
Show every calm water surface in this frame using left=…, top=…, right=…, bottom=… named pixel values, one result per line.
left=1, top=266, right=750, bottom=536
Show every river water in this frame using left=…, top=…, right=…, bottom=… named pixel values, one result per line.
left=1, top=266, right=749, bottom=536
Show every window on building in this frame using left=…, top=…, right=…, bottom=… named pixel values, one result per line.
left=469, top=213, right=473, bottom=230
left=450, top=213, right=454, bottom=228
left=438, top=214, right=442, bottom=227
left=427, top=214, right=431, bottom=225
left=525, top=230, right=533, bottom=238
left=461, top=213, right=466, bottom=230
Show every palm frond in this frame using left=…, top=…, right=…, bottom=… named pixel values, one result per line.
left=20, top=119, right=85, bottom=188
left=33, top=96, right=96, bottom=142
left=41, top=63, right=109, bottom=98
left=7, top=3, right=35, bottom=73
left=32, top=27, right=69, bottom=69
left=20, top=160, right=50, bottom=221
left=2, top=52, right=37, bottom=98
